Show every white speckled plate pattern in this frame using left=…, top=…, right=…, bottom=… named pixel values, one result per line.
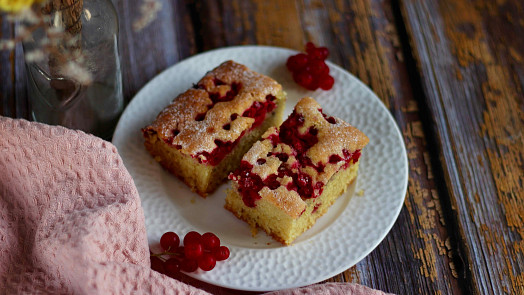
left=112, top=46, right=408, bottom=292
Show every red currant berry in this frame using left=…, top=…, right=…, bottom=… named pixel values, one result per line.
left=183, top=231, right=202, bottom=246
left=180, top=258, right=198, bottom=272
left=198, top=253, right=216, bottom=271
left=305, top=78, right=319, bottom=91
left=286, top=53, right=309, bottom=72
left=150, top=256, right=165, bottom=274
left=317, top=47, right=329, bottom=60
left=184, top=242, right=203, bottom=259
left=202, top=232, right=221, bottom=251
left=310, top=47, right=329, bottom=60
left=160, top=232, right=180, bottom=251
left=319, top=75, right=335, bottom=90
left=307, top=59, right=329, bottom=77
left=305, top=42, right=316, bottom=54
left=293, top=71, right=313, bottom=88
left=213, top=246, right=230, bottom=261
left=164, top=258, right=180, bottom=275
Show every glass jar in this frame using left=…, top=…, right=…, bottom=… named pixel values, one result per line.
left=23, top=0, right=123, bottom=140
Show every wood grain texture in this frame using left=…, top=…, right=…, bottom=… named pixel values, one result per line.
left=115, top=0, right=197, bottom=102
left=400, top=0, right=524, bottom=294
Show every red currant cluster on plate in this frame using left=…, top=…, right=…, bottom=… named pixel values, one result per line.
left=286, top=42, right=334, bottom=91
left=150, top=231, right=230, bottom=275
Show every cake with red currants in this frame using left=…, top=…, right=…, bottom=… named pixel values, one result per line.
left=143, top=61, right=286, bottom=197
left=225, top=97, right=369, bottom=245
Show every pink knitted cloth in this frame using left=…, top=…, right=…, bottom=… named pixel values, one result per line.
left=0, top=117, right=390, bottom=295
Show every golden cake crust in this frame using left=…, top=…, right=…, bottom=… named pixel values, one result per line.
left=144, top=61, right=283, bottom=161
left=259, top=186, right=305, bottom=219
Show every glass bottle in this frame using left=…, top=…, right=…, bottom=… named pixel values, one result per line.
left=23, top=0, right=123, bottom=140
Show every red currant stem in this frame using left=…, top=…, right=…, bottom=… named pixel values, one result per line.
left=150, top=251, right=184, bottom=257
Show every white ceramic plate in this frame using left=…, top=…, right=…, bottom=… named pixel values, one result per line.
left=112, top=46, right=408, bottom=292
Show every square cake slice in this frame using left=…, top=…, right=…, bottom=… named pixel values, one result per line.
left=142, top=61, right=286, bottom=197
left=225, top=97, right=369, bottom=245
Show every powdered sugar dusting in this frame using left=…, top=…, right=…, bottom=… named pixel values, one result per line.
left=143, top=61, right=282, bottom=156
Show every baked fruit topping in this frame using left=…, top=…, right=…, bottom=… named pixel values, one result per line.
left=142, top=61, right=286, bottom=196
left=226, top=97, right=369, bottom=245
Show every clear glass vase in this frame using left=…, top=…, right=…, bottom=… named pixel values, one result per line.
left=23, top=0, right=123, bottom=140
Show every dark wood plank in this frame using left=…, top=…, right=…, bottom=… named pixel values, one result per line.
left=188, top=0, right=304, bottom=50
left=0, top=16, right=28, bottom=119
left=400, top=0, right=524, bottom=294
left=116, top=0, right=197, bottom=103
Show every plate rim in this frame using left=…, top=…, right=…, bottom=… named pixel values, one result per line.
left=113, top=45, right=408, bottom=292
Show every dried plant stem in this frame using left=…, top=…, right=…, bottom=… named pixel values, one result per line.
left=43, top=0, right=83, bottom=79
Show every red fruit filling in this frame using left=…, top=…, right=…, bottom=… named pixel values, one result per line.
left=195, top=113, right=206, bottom=121
left=208, top=82, right=241, bottom=104
left=231, top=109, right=362, bottom=206
left=231, top=111, right=324, bottom=205
left=242, top=96, right=277, bottom=129
left=190, top=94, right=276, bottom=166
left=264, top=174, right=281, bottom=190
left=195, top=136, right=242, bottom=166
left=231, top=161, right=263, bottom=207
left=277, top=111, right=318, bottom=154
left=213, top=78, right=227, bottom=86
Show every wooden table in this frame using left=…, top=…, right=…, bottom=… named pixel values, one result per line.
left=1, top=1, right=523, bottom=294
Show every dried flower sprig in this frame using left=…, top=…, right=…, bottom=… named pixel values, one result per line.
left=1, top=2, right=93, bottom=84
left=133, top=0, right=162, bottom=32
left=1, top=0, right=161, bottom=85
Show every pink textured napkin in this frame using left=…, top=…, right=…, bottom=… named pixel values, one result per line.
left=0, top=117, right=390, bottom=295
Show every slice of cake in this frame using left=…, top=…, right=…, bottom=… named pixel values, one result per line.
left=142, top=61, right=286, bottom=197
left=225, top=97, right=369, bottom=245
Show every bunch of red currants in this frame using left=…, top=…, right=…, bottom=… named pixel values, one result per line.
left=286, top=42, right=334, bottom=91
left=150, top=231, right=230, bottom=276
